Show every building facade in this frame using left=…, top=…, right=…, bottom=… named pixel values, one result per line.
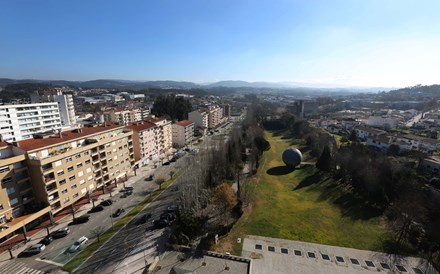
left=0, top=103, right=62, bottom=142
left=172, top=120, right=194, bottom=148
left=127, top=121, right=158, bottom=165
left=146, top=117, right=172, bottom=154
left=19, top=124, right=135, bottom=214
left=207, top=106, right=223, bottom=129
left=53, top=93, right=76, bottom=127
left=188, top=110, right=209, bottom=129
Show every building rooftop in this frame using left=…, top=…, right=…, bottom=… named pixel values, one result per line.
left=17, top=124, right=125, bottom=152
left=127, top=121, right=156, bottom=132
left=242, top=235, right=438, bottom=274
left=175, top=120, right=194, bottom=127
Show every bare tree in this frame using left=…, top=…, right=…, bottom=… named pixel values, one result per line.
left=155, top=177, right=166, bottom=189
left=169, top=170, right=175, bottom=179
left=90, top=226, right=106, bottom=242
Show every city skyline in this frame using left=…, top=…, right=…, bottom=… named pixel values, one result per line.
left=1, top=0, right=440, bottom=87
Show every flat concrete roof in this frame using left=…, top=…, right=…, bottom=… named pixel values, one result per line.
left=242, top=235, right=438, bottom=274
left=155, top=250, right=250, bottom=274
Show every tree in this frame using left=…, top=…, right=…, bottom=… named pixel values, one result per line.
left=387, top=144, right=400, bottom=156
left=316, top=146, right=332, bottom=172
left=213, top=183, right=237, bottom=222
left=155, top=177, right=166, bottom=189
left=169, top=170, right=175, bottom=179
left=90, top=226, right=106, bottom=243
left=349, top=130, right=358, bottom=142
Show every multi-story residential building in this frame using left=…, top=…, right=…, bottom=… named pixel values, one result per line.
left=54, top=93, right=76, bottom=127
left=145, top=117, right=172, bottom=154
left=18, top=124, right=135, bottom=214
left=0, top=103, right=62, bottom=142
left=172, top=120, right=194, bottom=148
left=208, top=105, right=223, bottom=129
left=188, top=109, right=209, bottom=129
left=0, top=142, right=51, bottom=242
left=222, top=104, right=231, bottom=118
left=103, top=108, right=149, bottom=125
left=127, top=121, right=158, bottom=165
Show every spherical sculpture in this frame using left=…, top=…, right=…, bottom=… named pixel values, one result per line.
left=282, top=147, right=303, bottom=168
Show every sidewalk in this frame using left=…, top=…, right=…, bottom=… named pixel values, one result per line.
left=0, top=166, right=148, bottom=260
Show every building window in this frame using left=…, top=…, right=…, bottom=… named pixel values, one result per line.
left=1, top=177, right=13, bottom=184
left=59, top=179, right=66, bottom=185
left=85, top=159, right=91, bottom=164
left=77, top=163, right=83, bottom=168
left=75, top=154, right=81, bottom=159
left=67, top=166, right=74, bottom=172
left=73, top=193, right=79, bottom=198
left=6, top=187, right=15, bottom=195
left=57, top=170, right=64, bottom=176
left=80, top=179, right=86, bottom=185
left=71, top=184, right=77, bottom=189
left=0, top=166, right=10, bottom=173
left=9, top=198, right=18, bottom=206
left=61, top=188, right=68, bottom=194
left=78, top=171, right=84, bottom=177
left=69, top=175, right=75, bottom=181
left=63, top=197, right=70, bottom=204
left=66, top=157, right=72, bottom=163
left=84, top=151, right=89, bottom=156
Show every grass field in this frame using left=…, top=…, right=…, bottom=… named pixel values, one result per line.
left=215, top=131, right=387, bottom=255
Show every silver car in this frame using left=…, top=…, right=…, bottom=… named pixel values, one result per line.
left=68, top=236, right=88, bottom=253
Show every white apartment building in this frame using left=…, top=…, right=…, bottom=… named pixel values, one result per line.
left=172, top=120, right=194, bottom=148
left=128, top=121, right=158, bottom=165
left=188, top=110, right=209, bottom=129
left=54, top=93, right=76, bottom=127
left=0, top=103, right=62, bottom=142
left=208, top=105, right=223, bottom=129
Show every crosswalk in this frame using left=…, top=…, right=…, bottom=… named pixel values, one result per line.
left=0, top=261, right=44, bottom=274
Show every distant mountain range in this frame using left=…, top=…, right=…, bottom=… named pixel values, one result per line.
left=0, top=78, right=394, bottom=92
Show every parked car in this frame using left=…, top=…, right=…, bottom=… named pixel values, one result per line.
left=145, top=175, right=154, bottom=181
left=125, top=190, right=133, bottom=196
left=51, top=227, right=70, bottom=238
left=18, top=244, right=46, bottom=257
left=169, top=157, right=177, bottom=163
left=100, top=199, right=113, bottom=206
left=112, top=208, right=125, bottom=218
left=88, top=205, right=104, bottom=213
left=136, top=213, right=152, bottom=225
left=124, top=186, right=134, bottom=191
left=68, top=236, right=88, bottom=253
left=71, top=215, right=90, bottom=225
left=163, top=161, right=170, bottom=166
left=152, top=218, right=170, bottom=228
left=160, top=212, right=176, bottom=224
left=39, top=235, right=53, bottom=246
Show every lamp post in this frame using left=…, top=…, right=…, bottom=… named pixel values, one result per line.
left=109, top=202, right=114, bottom=230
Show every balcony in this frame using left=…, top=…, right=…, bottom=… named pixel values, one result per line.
left=46, top=183, right=57, bottom=193
left=101, top=160, right=107, bottom=167
left=99, top=152, right=106, bottom=158
left=42, top=164, right=53, bottom=173
left=92, top=156, right=100, bottom=163
left=43, top=173, right=55, bottom=183
left=91, top=148, right=98, bottom=155
left=50, top=202, right=61, bottom=211
left=48, top=193, right=59, bottom=203
left=99, top=145, right=105, bottom=151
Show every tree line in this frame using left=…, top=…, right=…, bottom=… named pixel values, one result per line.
left=151, top=95, right=192, bottom=121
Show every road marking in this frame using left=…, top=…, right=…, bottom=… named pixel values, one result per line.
left=35, top=257, right=65, bottom=267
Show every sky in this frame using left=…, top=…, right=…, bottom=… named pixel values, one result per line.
left=1, top=0, right=440, bottom=87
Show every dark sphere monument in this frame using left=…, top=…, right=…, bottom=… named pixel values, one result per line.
left=282, top=147, right=303, bottom=168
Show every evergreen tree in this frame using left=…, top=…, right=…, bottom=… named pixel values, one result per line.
left=316, top=146, right=332, bottom=172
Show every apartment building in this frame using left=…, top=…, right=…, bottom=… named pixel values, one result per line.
left=0, top=142, right=51, bottom=242
left=18, top=124, right=135, bottom=214
left=188, top=109, right=209, bottom=129
left=172, top=120, right=194, bottom=148
left=127, top=121, right=158, bottom=165
left=54, top=93, right=76, bottom=127
left=208, top=105, right=223, bottom=129
left=0, top=103, right=62, bottom=142
left=104, top=108, right=149, bottom=125
left=145, top=117, right=172, bottom=154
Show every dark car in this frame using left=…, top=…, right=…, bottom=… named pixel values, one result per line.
left=163, top=161, right=170, bottom=166
left=112, top=208, right=125, bottom=218
left=160, top=212, right=176, bottom=224
left=39, top=235, right=53, bottom=246
left=125, top=190, right=133, bottom=196
left=18, top=244, right=46, bottom=257
left=169, top=157, right=177, bottom=163
left=71, top=215, right=90, bottom=225
left=136, top=213, right=152, bottom=225
left=124, top=186, right=134, bottom=191
left=88, top=205, right=104, bottom=213
left=100, top=199, right=113, bottom=206
left=145, top=175, right=154, bottom=181
left=50, top=227, right=70, bottom=239
left=152, top=218, right=170, bottom=228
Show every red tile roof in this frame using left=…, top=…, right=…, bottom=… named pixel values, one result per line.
left=17, top=124, right=125, bottom=152
left=0, top=141, right=10, bottom=149
left=145, top=117, right=166, bottom=123
left=175, top=120, right=193, bottom=127
left=126, top=122, right=156, bottom=132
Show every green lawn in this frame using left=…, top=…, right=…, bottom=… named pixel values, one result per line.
left=220, top=131, right=387, bottom=255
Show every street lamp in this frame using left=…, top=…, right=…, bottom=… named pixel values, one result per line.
left=109, top=203, right=114, bottom=230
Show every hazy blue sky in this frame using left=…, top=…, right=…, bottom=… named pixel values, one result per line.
left=1, top=0, right=440, bottom=87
